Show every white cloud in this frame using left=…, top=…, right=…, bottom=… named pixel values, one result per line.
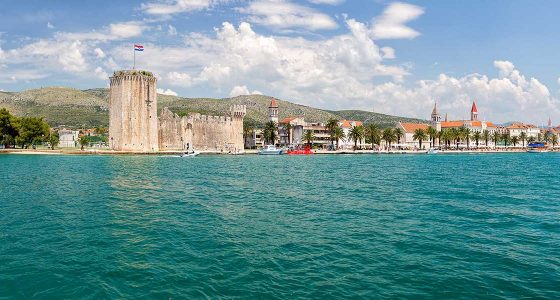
left=94, top=48, right=106, bottom=58
left=229, top=85, right=261, bottom=97
left=94, top=67, right=108, bottom=80
left=57, top=21, right=146, bottom=41
left=371, top=2, right=424, bottom=39
left=142, top=0, right=213, bottom=15
left=167, top=71, right=193, bottom=86
left=308, top=0, right=344, bottom=4
left=381, top=46, right=395, bottom=59
left=157, top=88, right=178, bottom=96
left=109, top=22, right=146, bottom=39
left=168, top=25, right=177, bottom=36
left=47, top=22, right=54, bottom=29
left=239, top=0, right=338, bottom=31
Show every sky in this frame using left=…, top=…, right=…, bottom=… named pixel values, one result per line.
left=1, top=0, right=560, bottom=124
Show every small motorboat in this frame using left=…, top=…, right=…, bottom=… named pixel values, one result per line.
left=179, top=151, right=200, bottom=157
left=527, top=142, right=548, bottom=153
left=258, top=145, right=283, bottom=155
left=287, top=146, right=314, bottom=155
left=427, top=148, right=439, bottom=154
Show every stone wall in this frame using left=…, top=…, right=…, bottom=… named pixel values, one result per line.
left=109, top=71, right=158, bottom=152
left=158, top=105, right=246, bottom=152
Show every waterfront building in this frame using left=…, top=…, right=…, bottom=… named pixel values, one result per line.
left=109, top=70, right=245, bottom=152
left=506, top=123, right=540, bottom=138
left=58, top=129, right=79, bottom=147
left=397, top=123, right=429, bottom=149
left=338, top=120, right=365, bottom=149
left=400, top=101, right=497, bottom=148
left=268, top=98, right=279, bottom=123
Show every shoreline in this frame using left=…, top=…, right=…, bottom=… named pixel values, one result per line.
left=1, top=148, right=557, bottom=156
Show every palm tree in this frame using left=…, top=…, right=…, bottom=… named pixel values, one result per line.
left=519, top=131, right=527, bottom=147
left=439, top=129, right=449, bottom=149
left=537, top=132, right=543, bottom=142
left=502, top=132, right=511, bottom=147
left=283, top=122, right=293, bottom=145
left=394, top=127, right=404, bottom=145
left=332, top=126, right=345, bottom=150
left=527, top=136, right=536, bottom=143
left=426, top=126, right=437, bottom=148
left=243, top=120, right=255, bottom=146
left=450, top=128, right=460, bottom=149
left=413, top=128, right=427, bottom=149
left=349, top=125, right=365, bottom=150
left=511, top=136, right=519, bottom=147
left=544, top=132, right=551, bottom=144
left=326, top=118, right=339, bottom=146
left=482, top=130, right=490, bottom=147
left=473, top=131, right=481, bottom=148
left=382, top=128, right=396, bottom=149
left=459, top=127, right=471, bottom=149
left=365, top=124, right=380, bottom=150
left=79, top=135, right=89, bottom=150
left=492, top=131, right=501, bottom=148
left=551, top=134, right=558, bottom=148
left=303, top=130, right=315, bottom=147
left=263, top=121, right=277, bottom=145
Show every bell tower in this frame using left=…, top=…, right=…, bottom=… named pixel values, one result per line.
left=471, top=101, right=478, bottom=121
left=268, top=98, right=279, bottom=123
left=431, top=102, right=441, bottom=131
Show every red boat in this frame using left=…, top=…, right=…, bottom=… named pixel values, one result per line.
left=287, top=146, right=314, bottom=155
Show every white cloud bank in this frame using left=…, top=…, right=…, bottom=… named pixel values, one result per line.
left=371, top=2, right=424, bottom=39
left=157, top=88, right=178, bottom=96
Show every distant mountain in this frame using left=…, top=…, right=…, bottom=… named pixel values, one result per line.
left=0, top=87, right=427, bottom=128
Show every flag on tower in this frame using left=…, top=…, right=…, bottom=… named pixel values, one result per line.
left=134, top=44, right=144, bottom=51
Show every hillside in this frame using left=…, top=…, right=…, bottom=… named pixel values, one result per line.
left=0, top=87, right=426, bottom=128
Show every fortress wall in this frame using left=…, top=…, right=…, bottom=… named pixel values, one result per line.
left=109, top=73, right=158, bottom=152
left=158, top=105, right=246, bottom=152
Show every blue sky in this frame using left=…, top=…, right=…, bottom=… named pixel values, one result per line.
left=1, top=0, right=559, bottom=123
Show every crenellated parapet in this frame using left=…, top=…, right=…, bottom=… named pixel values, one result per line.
left=230, top=105, right=247, bottom=119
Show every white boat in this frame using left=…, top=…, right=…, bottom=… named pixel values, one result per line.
left=258, top=145, right=283, bottom=155
left=179, top=151, right=200, bottom=157
left=427, top=148, right=439, bottom=154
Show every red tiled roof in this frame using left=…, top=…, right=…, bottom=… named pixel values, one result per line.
left=280, top=116, right=298, bottom=124
left=339, top=120, right=363, bottom=128
left=441, top=121, right=465, bottom=128
left=486, top=122, right=495, bottom=127
left=400, top=122, right=429, bottom=133
left=471, top=121, right=482, bottom=127
left=269, top=98, right=278, bottom=108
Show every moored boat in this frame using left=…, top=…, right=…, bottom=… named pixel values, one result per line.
left=258, top=145, right=283, bottom=155
left=427, top=148, right=439, bottom=154
left=527, top=142, right=548, bottom=153
left=287, top=146, right=314, bottom=155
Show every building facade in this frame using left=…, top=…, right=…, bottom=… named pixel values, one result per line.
left=59, top=129, right=79, bottom=147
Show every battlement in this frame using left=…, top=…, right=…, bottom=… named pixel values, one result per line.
left=230, top=105, right=247, bottom=119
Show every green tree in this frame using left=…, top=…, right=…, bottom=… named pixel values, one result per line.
left=394, top=127, right=404, bottom=145
left=382, top=128, right=396, bottom=149
left=426, top=126, right=437, bottom=148
left=303, top=130, right=315, bottom=147
left=0, top=108, right=19, bottom=147
left=492, top=131, right=501, bottom=148
left=332, top=126, right=345, bottom=150
left=48, top=131, right=60, bottom=150
left=511, top=136, right=519, bottom=147
left=482, top=130, right=490, bottom=147
left=348, top=125, right=364, bottom=150
left=79, top=135, right=90, bottom=150
left=450, top=128, right=460, bottom=149
left=282, top=122, right=293, bottom=145
left=551, top=134, right=558, bottom=148
left=263, top=121, right=277, bottom=145
left=519, top=131, right=527, bottom=147
left=527, top=136, right=536, bottom=143
left=544, top=131, right=551, bottom=144
left=459, top=127, right=471, bottom=149
left=502, top=132, right=511, bottom=147
left=326, top=118, right=339, bottom=146
left=413, top=128, right=427, bottom=149
left=16, top=117, right=50, bottom=149
left=473, top=131, right=481, bottom=148
left=365, top=124, right=381, bottom=149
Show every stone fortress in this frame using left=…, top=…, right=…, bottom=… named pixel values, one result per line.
left=109, top=70, right=246, bottom=152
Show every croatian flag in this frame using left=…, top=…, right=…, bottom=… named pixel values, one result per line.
left=134, top=44, right=144, bottom=51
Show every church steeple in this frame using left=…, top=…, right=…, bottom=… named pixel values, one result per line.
left=471, top=101, right=478, bottom=121
left=268, top=97, right=279, bottom=123
left=431, top=101, right=441, bottom=131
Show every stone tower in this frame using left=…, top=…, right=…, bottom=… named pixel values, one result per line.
left=268, top=98, right=279, bottom=123
left=109, top=70, right=159, bottom=152
left=471, top=101, right=478, bottom=121
left=431, top=102, right=441, bottom=131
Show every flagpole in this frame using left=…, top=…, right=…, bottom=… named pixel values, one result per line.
left=133, top=45, right=136, bottom=70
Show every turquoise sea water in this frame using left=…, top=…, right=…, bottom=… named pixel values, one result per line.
left=1, top=153, right=559, bottom=299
